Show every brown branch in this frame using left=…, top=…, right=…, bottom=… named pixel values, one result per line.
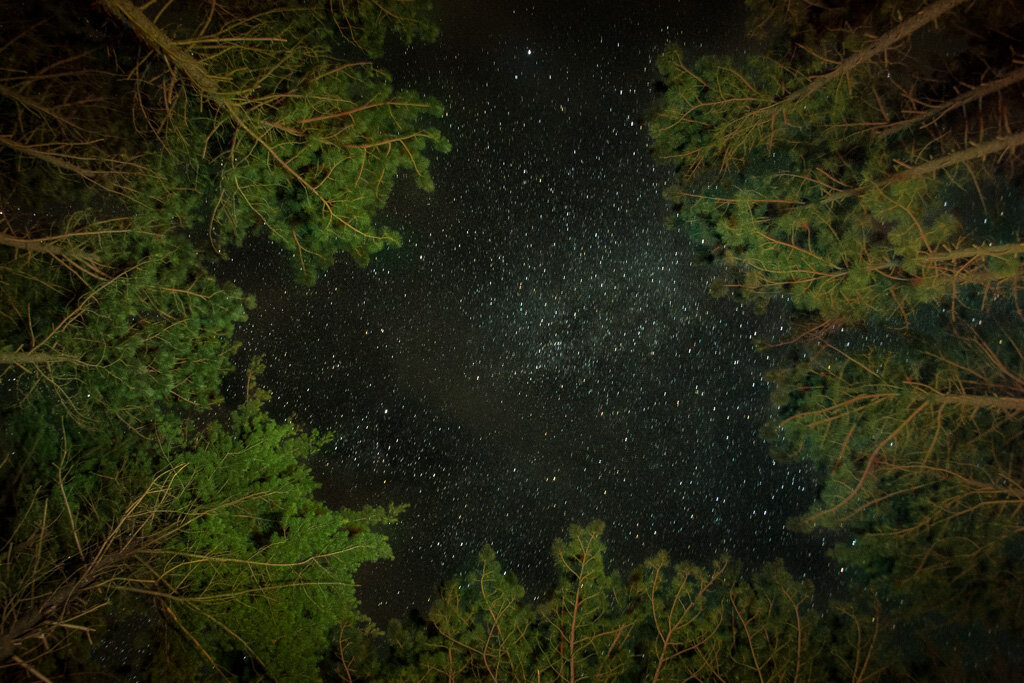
left=890, top=63, right=1024, bottom=134
left=0, top=351, right=81, bottom=365
left=290, top=99, right=431, bottom=126
left=0, top=134, right=100, bottom=179
left=97, top=0, right=397, bottom=246
left=788, top=0, right=971, bottom=103
left=887, top=129, right=1024, bottom=184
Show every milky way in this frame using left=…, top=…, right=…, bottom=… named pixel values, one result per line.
left=222, top=0, right=827, bottom=623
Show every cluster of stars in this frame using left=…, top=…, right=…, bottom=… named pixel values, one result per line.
left=224, top=0, right=827, bottom=624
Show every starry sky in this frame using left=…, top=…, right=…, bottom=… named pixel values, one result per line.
left=224, top=0, right=828, bottom=624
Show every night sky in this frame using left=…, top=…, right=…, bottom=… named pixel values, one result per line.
left=223, top=0, right=828, bottom=624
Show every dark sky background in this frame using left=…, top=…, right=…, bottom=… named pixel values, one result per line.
left=224, top=0, right=831, bottom=625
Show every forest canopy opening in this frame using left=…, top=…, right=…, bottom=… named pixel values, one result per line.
left=2, top=0, right=1023, bottom=679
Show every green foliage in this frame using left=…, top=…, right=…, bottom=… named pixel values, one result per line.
left=0, top=211, right=249, bottom=430
left=210, top=60, right=447, bottom=276
left=110, top=0, right=449, bottom=280
left=651, top=0, right=1024, bottom=322
left=651, top=0, right=1024, bottom=675
left=376, top=523, right=891, bottom=682
left=632, top=551, right=725, bottom=680
left=1, top=0, right=441, bottom=677
left=713, top=561, right=826, bottom=681
left=164, top=396, right=397, bottom=680
left=326, top=0, right=440, bottom=56
left=0, top=392, right=396, bottom=680
left=766, top=315, right=1024, bottom=663
left=391, top=545, right=536, bottom=681
left=539, top=521, right=637, bottom=680
left=226, top=0, right=440, bottom=58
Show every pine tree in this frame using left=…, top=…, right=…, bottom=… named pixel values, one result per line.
left=652, top=0, right=1024, bottom=322
left=0, top=384, right=396, bottom=680
left=537, top=521, right=638, bottom=681
left=98, top=0, right=448, bottom=278
left=377, top=524, right=892, bottom=681
left=391, top=546, right=536, bottom=681
left=1, top=2, right=444, bottom=677
left=770, top=318, right=1024, bottom=635
left=0, top=207, right=249, bottom=429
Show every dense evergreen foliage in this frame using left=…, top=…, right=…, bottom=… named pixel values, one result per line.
left=1, top=0, right=440, bottom=678
left=647, top=0, right=1024, bottom=677
left=4, top=0, right=1023, bottom=679
left=652, top=0, right=1024, bottom=321
left=356, top=523, right=890, bottom=682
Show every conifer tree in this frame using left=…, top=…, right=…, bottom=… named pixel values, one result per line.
left=98, top=0, right=448, bottom=277
left=376, top=524, right=891, bottom=682
left=1, top=1, right=443, bottom=677
left=390, top=546, right=536, bottom=681
left=0, top=207, right=249, bottom=429
left=632, top=552, right=727, bottom=682
left=538, top=521, right=637, bottom=681
left=0, top=383, right=396, bottom=680
left=652, top=0, right=1024, bottom=322
left=771, top=318, right=1024, bottom=634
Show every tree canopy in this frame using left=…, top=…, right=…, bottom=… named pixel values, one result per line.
left=651, top=0, right=1024, bottom=676
left=352, top=522, right=891, bottom=682
left=4, top=0, right=1024, bottom=678
left=1, top=0, right=442, bottom=678
left=652, top=0, right=1024, bottom=323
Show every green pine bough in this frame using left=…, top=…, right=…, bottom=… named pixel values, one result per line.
left=650, top=0, right=1024, bottom=677
left=96, top=0, right=448, bottom=279
left=358, top=522, right=894, bottom=682
left=651, top=0, right=1024, bottom=323
left=1, top=0, right=442, bottom=677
